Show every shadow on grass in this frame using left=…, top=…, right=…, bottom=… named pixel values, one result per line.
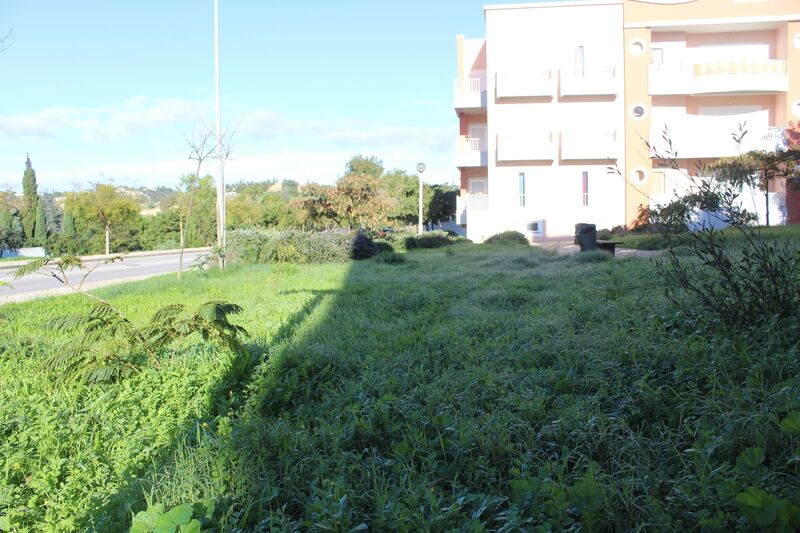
left=89, top=286, right=341, bottom=529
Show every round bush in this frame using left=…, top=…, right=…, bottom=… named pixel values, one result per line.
left=484, top=231, right=529, bottom=245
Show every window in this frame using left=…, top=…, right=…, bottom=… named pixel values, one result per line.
left=527, top=220, right=544, bottom=236
left=581, top=171, right=589, bottom=206
left=575, top=45, right=585, bottom=79
left=651, top=47, right=663, bottom=66
left=519, top=172, right=526, bottom=207
left=468, top=178, right=487, bottom=194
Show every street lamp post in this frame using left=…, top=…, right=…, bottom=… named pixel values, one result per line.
left=214, top=0, right=226, bottom=269
left=416, top=162, right=426, bottom=235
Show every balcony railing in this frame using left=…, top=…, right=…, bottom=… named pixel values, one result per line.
left=496, top=70, right=554, bottom=98
left=560, top=66, right=618, bottom=96
left=496, top=133, right=555, bottom=161
left=468, top=194, right=488, bottom=210
left=649, top=119, right=786, bottom=159
left=649, top=59, right=788, bottom=95
left=454, top=77, right=487, bottom=110
left=455, top=136, right=488, bottom=168
left=561, top=130, right=618, bottom=160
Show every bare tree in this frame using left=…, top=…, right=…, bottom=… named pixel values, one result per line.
left=177, top=123, right=233, bottom=280
left=0, top=28, right=14, bottom=53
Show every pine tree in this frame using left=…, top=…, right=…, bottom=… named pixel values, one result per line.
left=62, top=210, right=76, bottom=238
left=34, top=197, right=47, bottom=245
left=21, top=154, right=40, bottom=244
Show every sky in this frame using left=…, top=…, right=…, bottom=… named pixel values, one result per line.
left=0, top=0, right=498, bottom=192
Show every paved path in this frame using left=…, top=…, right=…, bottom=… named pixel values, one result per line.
left=0, top=249, right=210, bottom=304
left=534, top=241, right=663, bottom=258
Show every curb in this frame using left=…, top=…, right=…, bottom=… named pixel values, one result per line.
left=0, top=247, right=212, bottom=273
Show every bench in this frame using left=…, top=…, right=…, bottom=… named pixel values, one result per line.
left=596, top=240, right=623, bottom=255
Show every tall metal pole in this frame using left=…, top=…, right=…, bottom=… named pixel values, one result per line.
left=214, top=0, right=226, bottom=268
left=416, top=162, right=426, bottom=235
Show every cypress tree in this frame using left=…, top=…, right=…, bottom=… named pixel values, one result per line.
left=0, top=209, right=10, bottom=232
left=62, top=210, right=76, bottom=238
left=21, top=154, right=39, bottom=243
left=34, top=197, right=47, bottom=245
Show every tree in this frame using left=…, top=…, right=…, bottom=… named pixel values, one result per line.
left=69, top=184, right=141, bottom=255
left=345, top=155, right=383, bottom=179
left=34, top=197, right=47, bottom=245
left=427, top=185, right=458, bottom=224
left=62, top=209, right=76, bottom=238
left=0, top=208, right=24, bottom=257
left=21, top=155, right=40, bottom=244
left=710, top=149, right=800, bottom=227
left=332, top=172, right=394, bottom=229
left=178, top=126, right=231, bottom=279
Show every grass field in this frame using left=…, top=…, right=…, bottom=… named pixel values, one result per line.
left=615, top=224, right=800, bottom=250
left=1, top=243, right=799, bottom=530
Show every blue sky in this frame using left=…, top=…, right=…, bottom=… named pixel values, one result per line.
left=0, top=1, right=496, bottom=192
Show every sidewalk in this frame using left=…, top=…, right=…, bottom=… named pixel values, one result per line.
left=0, top=247, right=212, bottom=272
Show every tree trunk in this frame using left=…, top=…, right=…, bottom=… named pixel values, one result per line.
left=765, top=189, right=770, bottom=227
left=104, top=222, right=110, bottom=255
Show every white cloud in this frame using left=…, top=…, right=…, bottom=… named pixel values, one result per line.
left=0, top=96, right=205, bottom=142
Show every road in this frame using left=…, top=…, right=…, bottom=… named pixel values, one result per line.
left=0, top=249, right=210, bottom=304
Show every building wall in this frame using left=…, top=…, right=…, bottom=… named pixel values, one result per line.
left=457, top=0, right=800, bottom=241
left=481, top=1, right=626, bottom=240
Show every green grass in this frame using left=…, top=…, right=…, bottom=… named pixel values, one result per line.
left=1, top=243, right=799, bottom=530
left=0, top=256, right=36, bottom=263
left=616, top=224, right=800, bottom=250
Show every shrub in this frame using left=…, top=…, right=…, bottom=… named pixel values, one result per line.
left=596, top=229, right=612, bottom=241
left=484, top=231, right=529, bottom=245
left=572, top=250, right=612, bottom=264
left=405, top=230, right=466, bottom=250
left=351, top=231, right=378, bottom=260
left=226, top=229, right=353, bottom=265
left=653, top=159, right=800, bottom=330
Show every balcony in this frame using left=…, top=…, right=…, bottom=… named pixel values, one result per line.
left=649, top=118, right=786, bottom=159
left=454, top=78, right=487, bottom=111
left=560, top=66, right=619, bottom=96
left=496, top=133, right=556, bottom=162
left=649, top=59, right=788, bottom=95
left=455, top=136, right=488, bottom=168
left=467, top=194, right=488, bottom=210
left=496, top=70, right=554, bottom=99
left=561, top=130, right=618, bottom=160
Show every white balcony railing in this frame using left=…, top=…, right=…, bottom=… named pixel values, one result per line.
left=560, top=66, right=618, bottom=96
left=454, top=77, right=487, bottom=109
left=496, top=133, right=555, bottom=161
left=649, top=59, right=788, bottom=95
left=561, top=130, right=618, bottom=160
left=496, top=70, right=554, bottom=98
left=649, top=119, right=786, bottom=159
left=455, top=136, right=488, bottom=168
left=468, top=194, right=488, bottom=210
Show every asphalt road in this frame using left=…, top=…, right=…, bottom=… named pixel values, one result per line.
left=0, top=250, right=210, bottom=304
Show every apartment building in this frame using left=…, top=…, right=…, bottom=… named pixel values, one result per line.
left=454, top=0, right=800, bottom=242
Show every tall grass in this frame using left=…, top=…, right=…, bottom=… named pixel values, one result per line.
left=1, top=244, right=799, bottom=530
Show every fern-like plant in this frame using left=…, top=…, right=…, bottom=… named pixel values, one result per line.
left=16, top=256, right=248, bottom=384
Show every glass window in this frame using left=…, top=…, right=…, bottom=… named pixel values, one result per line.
left=581, top=171, right=589, bottom=206
left=519, top=172, right=526, bottom=207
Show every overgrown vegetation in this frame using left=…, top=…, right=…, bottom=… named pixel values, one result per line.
left=1, top=241, right=799, bottom=530
left=484, top=230, right=529, bottom=245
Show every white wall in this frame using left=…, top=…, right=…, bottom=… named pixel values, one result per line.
left=470, top=2, right=625, bottom=241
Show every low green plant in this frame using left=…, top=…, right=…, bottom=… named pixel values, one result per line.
left=373, top=250, right=406, bottom=264
left=15, top=256, right=247, bottom=384
left=130, top=499, right=216, bottom=533
left=483, top=230, right=528, bottom=245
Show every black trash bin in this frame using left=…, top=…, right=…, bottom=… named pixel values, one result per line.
left=574, top=223, right=597, bottom=251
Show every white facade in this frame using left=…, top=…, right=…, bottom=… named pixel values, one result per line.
left=455, top=0, right=800, bottom=242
